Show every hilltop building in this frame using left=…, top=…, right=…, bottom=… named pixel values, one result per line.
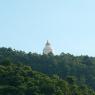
left=43, top=41, right=53, bottom=55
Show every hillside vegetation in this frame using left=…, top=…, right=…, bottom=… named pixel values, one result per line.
left=0, top=60, right=95, bottom=95
left=0, top=47, right=95, bottom=94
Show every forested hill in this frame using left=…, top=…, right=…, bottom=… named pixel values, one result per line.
left=0, top=47, right=95, bottom=93
left=0, top=62, right=95, bottom=95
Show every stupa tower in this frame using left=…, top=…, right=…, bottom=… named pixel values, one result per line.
left=43, top=40, right=53, bottom=55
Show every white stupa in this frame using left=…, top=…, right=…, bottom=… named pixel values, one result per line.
left=43, top=40, right=53, bottom=55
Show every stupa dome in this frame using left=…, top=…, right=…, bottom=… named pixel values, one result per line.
left=43, top=41, right=53, bottom=55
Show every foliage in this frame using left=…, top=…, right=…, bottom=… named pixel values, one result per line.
left=0, top=47, right=95, bottom=94
left=0, top=61, right=95, bottom=95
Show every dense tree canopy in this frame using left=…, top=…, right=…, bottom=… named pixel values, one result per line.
left=0, top=60, right=95, bottom=95
left=0, top=47, right=95, bottom=94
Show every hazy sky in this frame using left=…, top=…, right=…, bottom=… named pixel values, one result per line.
left=0, top=0, right=95, bottom=56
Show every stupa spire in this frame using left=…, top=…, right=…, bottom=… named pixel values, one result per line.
left=43, top=40, right=53, bottom=55
left=46, top=40, right=50, bottom=45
